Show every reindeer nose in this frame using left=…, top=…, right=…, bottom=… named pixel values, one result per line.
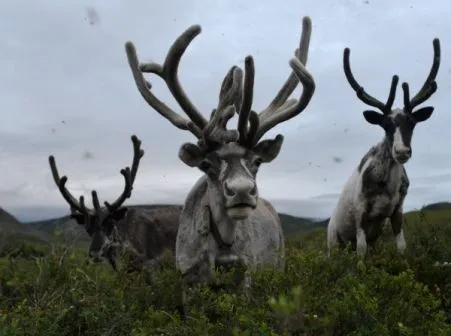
left=224, top=180, right=257, bottom=198
left=395, top=147, right=412, bottom=156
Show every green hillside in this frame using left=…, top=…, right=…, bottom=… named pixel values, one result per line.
left=22, top=204, right=322, bottom=242
left=421, top=202, right=451, bottom=211
left=1, top=202, right=451, bottom=335
left=0, top=206, right=25, bottom=233
left=278, top=212, right=326, bottom=235
left=3, top=201, right=451, bottom=246
left=0, top=207, right=50, bottom=245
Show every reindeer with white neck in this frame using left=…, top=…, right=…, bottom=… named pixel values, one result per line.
left=125, top=17, right=315, bottom=302
left=327, top=38, right=441, bottom=258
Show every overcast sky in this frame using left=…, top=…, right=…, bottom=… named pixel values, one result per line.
left=1, top=0, right=451, bottom=222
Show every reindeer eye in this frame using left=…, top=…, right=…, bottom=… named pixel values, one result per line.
left=200, top=158, right=219, bottom=175
left=199, top=159, right=212, bottom=170
left=254, top=158, right=263, bottom=167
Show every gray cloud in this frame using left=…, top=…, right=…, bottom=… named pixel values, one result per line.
left=1, top=0, right=451, bottom=222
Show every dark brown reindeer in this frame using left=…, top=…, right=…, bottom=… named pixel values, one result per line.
left=125, top=16, right=315, bottom=314
left=48, top=135, right=181, bottom=271
left=327, top=38, right=441, bottom=257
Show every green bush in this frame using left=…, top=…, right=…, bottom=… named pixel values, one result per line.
left=0, top=233, right=49, bottom=259
left=0, top=210, right=451, bottom=335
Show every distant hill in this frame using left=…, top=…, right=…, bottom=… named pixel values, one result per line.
left=278, top=213, right=327, bottom=236
left=22, top=204, right=322, bottom=241
left=0, top=206, right=22, bottom=233
left=25, top=215, right=88, bottom=244
left=421, top=202, right=451, bottom=211
left=1, top=201, right=449, bottom=245
left=0, top=206, right=50, bottom=243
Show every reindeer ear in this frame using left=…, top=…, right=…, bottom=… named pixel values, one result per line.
left=178, top=142, right=205, bottom=167
left=253, top=134, right=284, bottom=163
left=363, top=110, right=385, bottom=125
left=412, top=106, right=434, bottom=122
left=70, top=213, right=86, bottom=225
left=109, top=207, right=128, bottom=221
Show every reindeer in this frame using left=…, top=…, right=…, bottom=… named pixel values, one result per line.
left=48, top=135, right=181, bottom=271
left=327, top=38, right=441, bottom=258
left=125, top=16, right=315, bottom=298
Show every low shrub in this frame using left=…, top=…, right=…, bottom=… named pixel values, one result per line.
left=0, top=210, right=450, bottom=335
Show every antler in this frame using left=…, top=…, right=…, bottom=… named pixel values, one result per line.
left=126, top=18, right=315, bottom=150
left=343, top=47, right=399, bottom=115
left=402, top=38, right=440, bottom=112
left=103, top=135, right=144, bottom=213
left=48, top=155, right=88, bottom=215
left=198, top=65, right=243, bottom=148
left=240, top=16, right=316, bottom=146
left=125, top=25, right=208, bottom=139
left=48, top=135, right=144, bottom=220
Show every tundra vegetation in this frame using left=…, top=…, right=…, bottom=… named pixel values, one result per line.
left=0, top=204, right=450, bottom=335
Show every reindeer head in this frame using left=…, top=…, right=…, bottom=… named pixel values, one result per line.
left=125, top=18, right=315, bottom=220
left=344, top=38, right=440, bottom=164
left=48, top=135, right=144, bottom=270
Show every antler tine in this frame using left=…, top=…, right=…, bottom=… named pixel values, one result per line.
left=196, top=66, right=243, bottom=150
left=408, top=38, right=441, bottom=110
left=48, top=155, right=86, bottom=214
left=402, top=82, right=411, bottom=111
left=261, top=16, right=312, bottom=116
left=238, top=56, right=255, bottom=145
left=201, top=105, right=239, bottom=149
left=244, top=111, right=260, bottom=147
left=343, top=48, right=389, bottom=112
left=248, top=16, right=316, bottom=145
left=384, top=75, right=399, bottom=110
left=125, top=25, right=207, bottom=139
left=79, top=195, right=87, bottom=213
left=104, top=167, right=133, bottom=213
left=129, top=135, right=145, bottom=184
left=217, top=66, right=244, bottom=112
left=125, top=42, right=200, bottom=137
left=91, top=190, right=102, bottom=211
left=76, top=195, right=93, bottom=223
left=255, top=57, right=315, bottom=144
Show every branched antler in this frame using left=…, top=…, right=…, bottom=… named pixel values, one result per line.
left=48, top=135, right=145, bottom=222
left=125, top=25, right=207, bottom=139
left=48, top=155, right=86, bottom=214
left=343, top=48, right=399, bottom=115
left=126, top=17, right=315, bottom=150
left=344, top=38, right=440, bottom=115
left=240, top=16, right=316, bottom=146
left=402, top=38, right=440, bottom=112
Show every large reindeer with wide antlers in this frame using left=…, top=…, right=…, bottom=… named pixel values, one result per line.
left=48, top=135, right=181, bottom=271
left=327, top=38, right=441, bottom=258
left=125, top=16, right=315, bottom=297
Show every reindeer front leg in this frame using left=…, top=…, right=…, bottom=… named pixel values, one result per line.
left=356, top=207, right=372, bottom=258
left=356, top=225, right=368, bottom=257
left=390, top=203, right=406, bottom=253
left=391, top=171, right=409, bottom=254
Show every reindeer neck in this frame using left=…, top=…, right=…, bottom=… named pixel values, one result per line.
left=369, top=135, right=401, bottom=182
